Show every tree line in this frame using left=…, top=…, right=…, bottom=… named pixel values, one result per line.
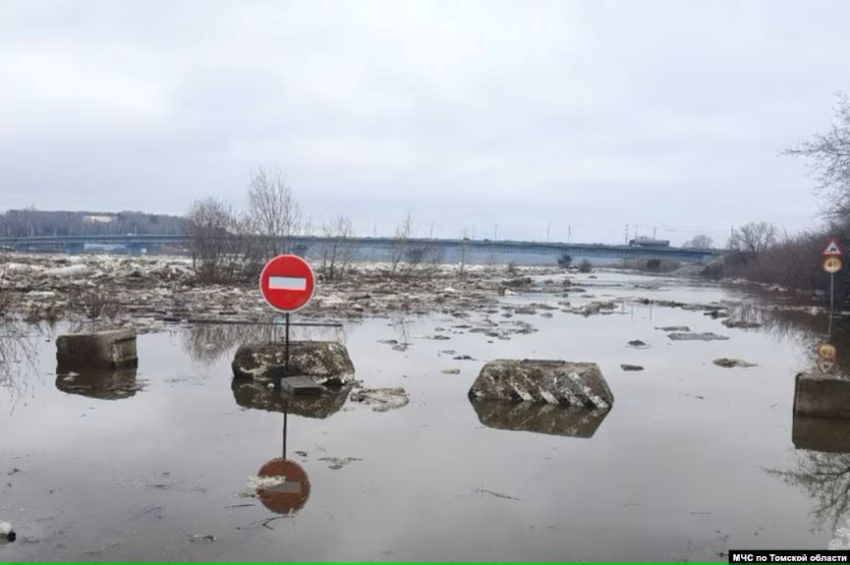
left=712, top=93, right=850, bottom=302
left=0, top=209, right=186, bottom=237
left=186, top=164, right=441, bottom=284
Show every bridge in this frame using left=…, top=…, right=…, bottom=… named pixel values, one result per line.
left=0, top=234, right=718, bottom=265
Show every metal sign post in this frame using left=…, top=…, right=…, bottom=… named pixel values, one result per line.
left=823, top=238, right=843, bottom=319
left=259, top=254, right=316, bottom=381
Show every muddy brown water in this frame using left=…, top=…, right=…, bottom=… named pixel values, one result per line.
left=1, top=272, right=848, bottom=562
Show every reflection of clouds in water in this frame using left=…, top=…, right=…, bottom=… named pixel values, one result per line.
left=0, top=321, right=45, bottom=413
left=767, top=450, right=850, bottom=531
left=183, top=322, right=348, bottom=364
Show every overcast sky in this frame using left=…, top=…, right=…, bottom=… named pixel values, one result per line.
left=1, top=0, right=849, bottom=244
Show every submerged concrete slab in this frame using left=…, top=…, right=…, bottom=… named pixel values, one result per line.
left=56, top=329, right=137, bottom=369
left=231, top=341, right=355, bottom=385
left=470, top=399, right=610, bottom=438
left=794, top=371, right=850, bottom=419
left=468, top=360, right=614, bottom=408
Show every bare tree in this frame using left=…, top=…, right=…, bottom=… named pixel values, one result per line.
left=185, top=197, right=255, bottom=283
left=458, top=227, right=470, bottom=277
left=683, top=234, right=714, bottom=249
left=0, top=251, right=11, bottom=313
left=388, top=211, right=442, bottom=278
left=728, top=222, right=778, bottom=265
left=247, top=163, right=301, bottom=257
left=785, top=93, right=850, bottom=225
left=319, top=215, right=355, bottom=281
left=390, top=210, right=414, bottom=276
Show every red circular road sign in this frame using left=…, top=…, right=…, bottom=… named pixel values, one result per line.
left=260, top=254, right=315, bottom=312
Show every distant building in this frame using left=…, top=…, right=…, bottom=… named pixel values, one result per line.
left=84, top=215, right=116, bottom=224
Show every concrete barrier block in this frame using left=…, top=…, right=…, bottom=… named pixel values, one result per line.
left=794, top=371, right=850, bottom=419
left=232, top=341, right=355, bottom=385
left=56, top=329, right=137, bottom=369
left=468, top=359, right=614, bottom=408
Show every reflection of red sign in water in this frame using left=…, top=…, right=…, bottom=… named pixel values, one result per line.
left=256, top=458, right=311, bottom=515
left=260, top=255, right=315, bottom=312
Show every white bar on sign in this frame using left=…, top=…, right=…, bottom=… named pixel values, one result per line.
left=268, top=276, right=307, bottom=291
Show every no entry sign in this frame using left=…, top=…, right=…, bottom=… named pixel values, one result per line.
left=260, top=254, right=315, bottom=312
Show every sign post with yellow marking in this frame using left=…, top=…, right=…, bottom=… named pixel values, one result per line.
left=823, top=238, right=843, bottom=314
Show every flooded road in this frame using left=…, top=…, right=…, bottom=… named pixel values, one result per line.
left=1, top=271, right=847, bottom=562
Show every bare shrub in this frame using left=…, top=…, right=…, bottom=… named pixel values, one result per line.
left=185, top=198, right=258, bottom=284
left=458, top=228, right=470, bottom=277
left=724, top=230, right=828, bottom=294
left=390, top=210, right=414, bottom=277
left=388, top=211, right=441, bottom=278
left=69, top=289, right=122, bottom=320
left=0, top=252, right=11, bottom=313
left=319, top=215, right=355, bottom=281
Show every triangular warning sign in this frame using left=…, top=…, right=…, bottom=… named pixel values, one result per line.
left=818, top=359, right=836, bottom=375
left=824, top=238, right=843, bottom=256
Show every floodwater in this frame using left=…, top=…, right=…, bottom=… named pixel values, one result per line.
left=1, top=272, right=849, bottom=562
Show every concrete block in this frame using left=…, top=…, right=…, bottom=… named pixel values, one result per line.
left=794, top=371, right=850, bottom=419
left=231, top=341, right=355, bottom=385
left=56, top=329, right=137, bottom=369
left=468, top=359, right=614, bottom=408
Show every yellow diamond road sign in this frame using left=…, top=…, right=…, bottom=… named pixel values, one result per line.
left=824, top=256, right=842, bottom=274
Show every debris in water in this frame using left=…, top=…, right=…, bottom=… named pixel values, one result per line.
left=713, top=358, right=757, bottom=368
left=318, top=457, right=362, bottom=470
left=721, top=319, right=762, bottom=329
left=667, top=332, right=730, bottom=342
left=441, top=367, right=461, bottom=375
left=656, top=326, right=690, bottom=332
left=0, top=521, right=15, bottom=542
left=620, top=364, right=644, bottom=372
left=473, top=488, right=521, bottom=501
left=628, top=340, right=647, bottom=348
left=350, top=387, right=410, bottom=412
left=189, top=534, right=216, bottom=542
